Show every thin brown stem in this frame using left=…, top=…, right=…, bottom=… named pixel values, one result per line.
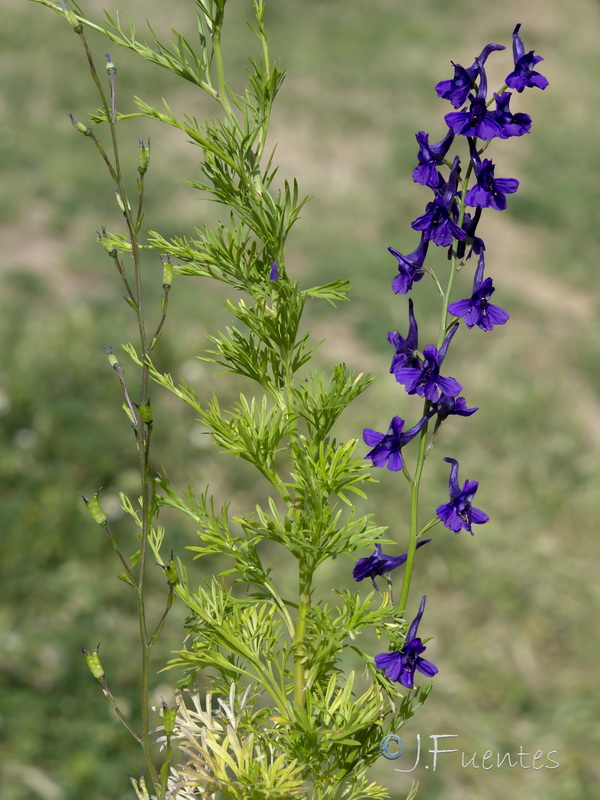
left=149, top=587, right=175, bottom=648
left=101, top=678, right=143, bottom=743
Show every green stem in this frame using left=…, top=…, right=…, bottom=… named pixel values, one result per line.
left=398, top=406, right=429, bottom=614
left=136, top=587, right=159, bottom=788
left=438, top=160, right=474, bottom=346
left=293, top=562, right=312, bottom=705
left=212, top=14, right=236, bottom=123
left=254, top=2, right=272, bottom=161
left=135, top=420, right=158, bottom=788
left=278, top=314, right=310, bottom=705
left=79, top=33, right=123, bottom=182
left=159, top=741, right=173, bottom=798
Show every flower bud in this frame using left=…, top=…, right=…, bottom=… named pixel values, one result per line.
left=157, top=551, right=178, bottom=587
left=62, top=1, right=83, bottom=33
left=128, top=774, right=150, bottom=800
left=105, top=346, right=119, bottom=369
left=105, top=53, right=116, bottom=76
left=114, top=189, right=131, bottom=214
left=81, top=489, right=107, bottom=526
left=82, top=644, right=105, bottom=680
left=68, top=113, right=91, bottom=136
left=135, top=400, right=153, bottom=425
left=160, top=253, right=173, bottom=289
left=138, top=138, right=151, bottom=175
left=97, top=227, right=117, bottom=257
left=161, top=698, right=179, bottom=736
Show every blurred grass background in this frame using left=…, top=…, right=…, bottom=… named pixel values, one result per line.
left=2, top=0, right=600, bottom=798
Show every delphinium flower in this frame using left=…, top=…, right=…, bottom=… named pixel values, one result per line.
left=465, top=140, right=519, bottom=212
left=435, top=42, right=505, bottom=108
left=430, top=394, right=478, bottom=422
left=412, top=128, right=455, bottom=189
left=436, top=457, right=489, bottom=534
left=389, top=236, right=428, bottom=295
left=363, top=413, right=433, bottom=472
left=393, top=323, right=462, bottom=403
left=411, top=157, right=467, bottom=247
left=444, top=59, right=503, bottom=140
left=506, top=23, right=549, bottom=93
left=375, top=596, right=438, bottom=687
left=353, top=539, right=432, bottom=589
left=448, top=253, right=509, bottom=331
left=493, top=91, right=532, bottom=138
left=387, top=298, right=420, bottom=375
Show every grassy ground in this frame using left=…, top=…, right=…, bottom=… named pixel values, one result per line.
left=3, top=0, right=600, bottom=798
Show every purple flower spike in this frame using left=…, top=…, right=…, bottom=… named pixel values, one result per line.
left=388, top=298, right=421, bottom=376
left=506, top=23, right=549, bottom=93
left=363, top=413, right=432, bottom=472
left=436, top=42, right=505, bottom=108
left=394, top=323, right=462, bottom=403
left=389, top=237, right=428, bottom=295
left=269, top=260, right=279, bottom=281
left=448, top=253, right=509, bottom=331
left=413, top=128, right=455, bottom=188
left=436, top=457, right=489, bottom=534
left=465, top=140, right=519, bottom=211
left=375, top=596, right=438, bottom=687
left=411, top=157, right=467, bottom=247
left=353, top=538, right=432, bottom=589
left=493, top=92, right=532, bottom=138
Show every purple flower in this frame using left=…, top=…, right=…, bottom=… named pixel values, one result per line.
left=505, top=24, right=549, bottom=93
left=465, top=140, right=519, bottom=211
left=493, top=91, right=532, bottom=138
left=436, top=42, right=505, bottom=108
left=363, top=414, right=432, bottom=472
left=448, top=253, right=509, bottom=331
left=389, top=237, right=428, bottom=295
left=436, top=457, right=489, bottom=534
left=431, top=394, right=478, bottom=421
left=444, top=60, right=503, bottom=140
left=387, top=298, right=421, bottom=376
left=269, top=260, right=279, bottom=280
left=393, top=323, right=462, bottom=403
left=353, top=538, right=432, bottom=589
left=412, top=128, right=455, bottom=188
left=411, top=157, right=467, bottom=247
left=375, top=596, right=438, bottom=687
left=436, top=62, right=477, bottom=110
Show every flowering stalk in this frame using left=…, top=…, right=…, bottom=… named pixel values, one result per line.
left=360, top=25, right=547, bottom=695
left=46, top=3, right=183, bottom=794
